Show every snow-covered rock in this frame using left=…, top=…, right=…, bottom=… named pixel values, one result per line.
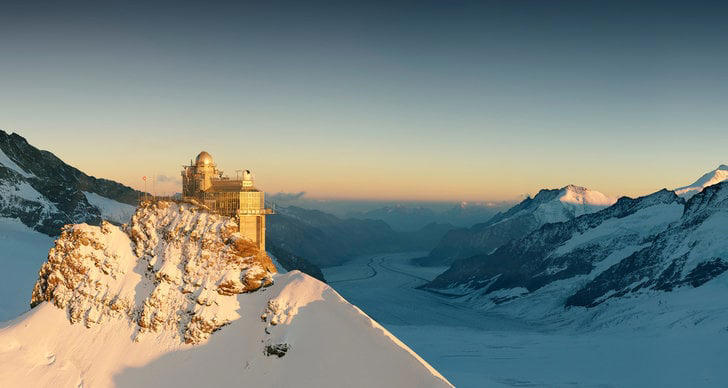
left=674, top=164, right=728, bottom=198
left=83, top=191, right=136, bottom=224
left=3, top=201, right=451, bottom=387
left=568, top=181, right=728, bottom=307
left=421, top=185, right=617, bottom=266
left=31, top=201, right=275, bottom=344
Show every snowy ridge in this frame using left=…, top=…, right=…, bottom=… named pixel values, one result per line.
left=83, top=191, right=136, bottom=224
left=674, top=164, right=728, bottom=198
left=490, top=184, right=617, bottom=226
left=2, top=201, right=451, bottom=387
left=422, top=185, right=616, bottom=266
left=517, top=184, right=617, bottom=225
left=568, top=181, right=728, bottom=307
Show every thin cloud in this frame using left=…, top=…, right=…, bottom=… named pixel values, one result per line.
left=155, top=174, right=181, bottom=184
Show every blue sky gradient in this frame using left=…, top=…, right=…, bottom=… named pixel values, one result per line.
left=1, top=1, right=726, bottom=200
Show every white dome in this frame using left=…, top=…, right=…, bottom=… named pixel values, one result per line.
left=195, top=151, right=214, bottom=166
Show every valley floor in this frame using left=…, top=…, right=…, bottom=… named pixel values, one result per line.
left=323, top=252, right=728, bottom=388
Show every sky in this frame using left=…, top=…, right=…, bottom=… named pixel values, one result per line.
left=1, top=0, right=727, bottom=201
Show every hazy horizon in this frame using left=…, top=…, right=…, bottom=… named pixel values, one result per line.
left=3, top=1, right=727, bottom=201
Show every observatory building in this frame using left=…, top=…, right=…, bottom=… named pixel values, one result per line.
left=181, top=151, right=273, bottom=252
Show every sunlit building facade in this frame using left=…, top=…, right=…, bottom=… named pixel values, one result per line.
left=181, top=151, right=272, bottom=251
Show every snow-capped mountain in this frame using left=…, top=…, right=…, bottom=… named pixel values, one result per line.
left=0, top=201, right=452, bottom=387
left=568, top=181, right=728, bottom=307
left=419, top=185, right=616, bottom=266
left=424, top=182, right=728, bottom=329
left=674, top=164, right=728, bottom=198
left=0, top=130, right=139, bottom=234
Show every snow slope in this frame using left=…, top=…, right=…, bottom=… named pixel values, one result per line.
left=0, top=217, right=54, bottom=321
left=674, top=164, right=728, bottom=198
left=0, top=147, right=34, bottom=178
left=1, top=272, right=450, bottom=388
left=83, top=191, right=136, bottom=224
left=0, top=201, right=451, bottom=387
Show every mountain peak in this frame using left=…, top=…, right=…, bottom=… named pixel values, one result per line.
left=674, top=164, right=728, bottom=199
left=561, top=184, right=589, bottom=192
left=556, top=185, right=616, bottom=208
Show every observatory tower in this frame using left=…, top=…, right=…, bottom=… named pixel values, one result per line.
left=181, top=151, right=273, bottom=252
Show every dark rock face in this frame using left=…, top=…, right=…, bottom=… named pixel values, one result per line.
left=424, top=189, right=687, bottom=299
left=0, top=130, right=142, bottom=235
left=264, top=343, right=290, bottom=357
left=266, top=242, right=326, bottom=282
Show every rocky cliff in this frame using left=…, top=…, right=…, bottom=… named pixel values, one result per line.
left=31, top=201, right=275, bottom=344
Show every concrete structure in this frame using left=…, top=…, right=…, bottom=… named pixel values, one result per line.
left=181, top=151, right=273, bottom=252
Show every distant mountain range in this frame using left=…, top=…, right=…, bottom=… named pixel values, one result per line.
left=422, top=165, right=728, bottom=328
left=418, top=185, right=616, bottom=266
left=268, top=205, right=455, bottom=267
left=346, top=202, right=502, bottom=231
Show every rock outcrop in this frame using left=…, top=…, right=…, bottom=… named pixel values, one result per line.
left=31, top=201, right=276, bottom=344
